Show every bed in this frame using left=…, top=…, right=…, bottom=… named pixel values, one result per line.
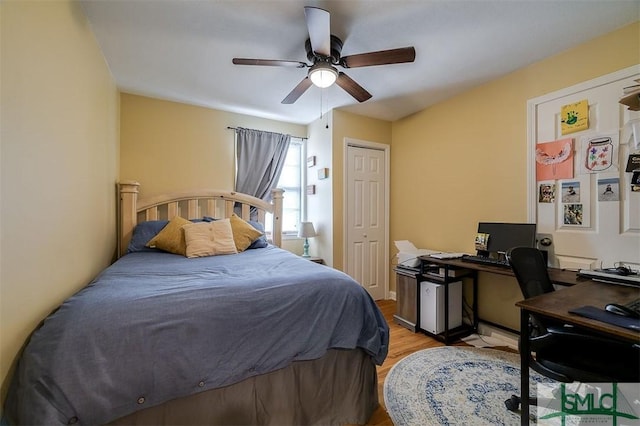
left=4, top=182, right=389, bottom=425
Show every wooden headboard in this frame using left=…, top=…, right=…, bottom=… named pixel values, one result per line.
left=118, top=181, right=284, bottom=258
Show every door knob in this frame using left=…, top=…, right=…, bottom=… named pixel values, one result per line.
left=540, top=237, right=552, bottom=247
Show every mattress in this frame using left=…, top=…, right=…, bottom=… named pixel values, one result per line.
left=4, top=246, right=389, bottom=425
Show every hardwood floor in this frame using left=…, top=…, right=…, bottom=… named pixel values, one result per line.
left=364, top=299, right=470, bottom=426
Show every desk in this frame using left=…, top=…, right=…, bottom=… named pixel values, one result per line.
left=421, top=256, right=582, bottom=286
left=417, top=256, right=584, bottom=343
left=516, top=281, right=640, bottom=425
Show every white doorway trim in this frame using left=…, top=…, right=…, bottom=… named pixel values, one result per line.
left=526, top=65, right=640, bottom=221
left=343, top=137, right=391, bottom=299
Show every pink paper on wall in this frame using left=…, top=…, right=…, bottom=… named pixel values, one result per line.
left=536, top=138, right=574, bottom=181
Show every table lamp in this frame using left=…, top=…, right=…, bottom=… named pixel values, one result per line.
left=298, top=222, right=316, bottom=258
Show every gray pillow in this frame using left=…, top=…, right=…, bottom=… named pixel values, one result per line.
left=127, top=220, right=168, bottom=253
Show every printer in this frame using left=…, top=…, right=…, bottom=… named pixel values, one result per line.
left=395, top=240, right=438, bottom=268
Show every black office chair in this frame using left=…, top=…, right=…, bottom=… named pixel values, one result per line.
left=504, top=246, right=640, bottom=412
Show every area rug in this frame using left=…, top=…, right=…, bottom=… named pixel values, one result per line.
left=383, top=347, right=554, bottom=426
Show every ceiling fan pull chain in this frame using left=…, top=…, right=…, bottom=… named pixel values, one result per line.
left=320, top=88, right=326, bottom=120
left=324, top=89, right=330, bottom=129
left=319, top=87, right=329, bottom=128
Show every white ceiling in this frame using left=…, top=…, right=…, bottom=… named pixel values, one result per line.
left=80, top=0, right=639, bottom=125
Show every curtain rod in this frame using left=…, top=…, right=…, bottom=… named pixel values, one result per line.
left=227, top=126, right=307, bottom=140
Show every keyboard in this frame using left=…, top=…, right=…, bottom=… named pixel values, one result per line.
left=429, top=252, right=466, bottom=259
left=577, top=269, right=640, bottom=287
left=461, top=255, right=510, bottom=268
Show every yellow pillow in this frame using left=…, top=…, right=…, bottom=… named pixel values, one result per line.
left=183, top=219, right=238, bottom=258
left=229, top=214, right=263, bottom=252
left=146, top=216, right=191, bottom=256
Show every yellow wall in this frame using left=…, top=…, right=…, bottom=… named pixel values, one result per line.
left=0, top=0, right=119, bottom=403
left=390, top=22, right=640, bottom=329
left=120, top=93, right=306, bottom=199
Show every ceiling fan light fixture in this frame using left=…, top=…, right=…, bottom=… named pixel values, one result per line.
left=308, top=62, right=338, bottom=88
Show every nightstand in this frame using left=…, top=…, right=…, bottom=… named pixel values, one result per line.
left=304, top=257, right=324, bottom=264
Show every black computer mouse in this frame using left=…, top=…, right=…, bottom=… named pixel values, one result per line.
left=603, top=266, right=633, bottom=276
left=604, top=303, right=638, bottom=318
left=615, top=266, right=632, bottom=276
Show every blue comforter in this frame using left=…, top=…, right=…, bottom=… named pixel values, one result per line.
left=5, top=246, right=389, bottom=425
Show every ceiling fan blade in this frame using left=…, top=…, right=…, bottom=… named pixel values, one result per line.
left=341, top=47, right=416, bottom=68
left=233, top=58, right=307, bottom=68
left=282, top=77, right=313, bottom=104
left=304, top=6, right=330, bottom=57
left=335, top=72, right=372, bottom=103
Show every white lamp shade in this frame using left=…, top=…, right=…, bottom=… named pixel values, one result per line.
left=308, top=63, right=338, bottom=88
left=298, top=222, right=317, bottom=238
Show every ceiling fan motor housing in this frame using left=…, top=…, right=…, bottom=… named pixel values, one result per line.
left=306, top=35, right=343, bottom=65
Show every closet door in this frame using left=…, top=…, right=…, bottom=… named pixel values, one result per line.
left=345, top=143, right=388, bottom=300
left=529, top=66, right=640, bottom=270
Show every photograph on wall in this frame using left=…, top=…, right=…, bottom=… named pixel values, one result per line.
left=626, top=154, right=640, bottom=172
left=560, top=99, right=589, bottom=135
left=561, top=181, right=580, bottom=203
left=597, top=178, right=619, bottom=202
left=633, top=171, right=640, bottom=185
left=536, top=138, right=574, bottom=181
left=631, top=172, right=640, bottom=192
left=579, top=133, right=618, bottom=174
left=538, top=183, right=556, bottom=203
left=563, top=204, right=583, bottom=225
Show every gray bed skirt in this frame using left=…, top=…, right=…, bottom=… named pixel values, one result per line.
left=109, top=348, right=378, bottom=425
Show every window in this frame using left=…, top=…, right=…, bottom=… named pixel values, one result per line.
left=265, top=139, right=304, bottom=235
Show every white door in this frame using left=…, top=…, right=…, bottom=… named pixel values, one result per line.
left=529, top=66, right=640, bottom=270
left=345, top=142, right=388, bottom=300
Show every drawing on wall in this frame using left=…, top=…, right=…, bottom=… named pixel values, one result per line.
left=580, top=133, right=618, bottom=174
left=597, top=178, right=619, bottom=202
left=538, top=183, right=556, bottom=203
left=561, top=181, right=580, bottom=203
left=560, top=99, right=589, bottom=135
left=536, top=138, right=574, bottom=181
left=563, top=204, right=583, bottom=225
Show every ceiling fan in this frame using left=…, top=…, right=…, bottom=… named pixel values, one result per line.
left=232, top=6, right=416, bottom=104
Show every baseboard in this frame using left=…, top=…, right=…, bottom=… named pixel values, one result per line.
left=388, top=291, right=396, bottom=301
left=477, top=322, right=519, bottom=350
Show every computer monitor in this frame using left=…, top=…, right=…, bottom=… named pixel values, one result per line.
left=475, top=222, right=537, bottom=258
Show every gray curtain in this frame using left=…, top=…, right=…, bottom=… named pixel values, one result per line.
left=235, top=127, right=291, bottom=202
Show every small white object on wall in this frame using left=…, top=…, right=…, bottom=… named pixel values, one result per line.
left=317, top=168, right=329, bottom=179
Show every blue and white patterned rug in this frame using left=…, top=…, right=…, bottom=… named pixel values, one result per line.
left=383, top=347, right=553, bottom=426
